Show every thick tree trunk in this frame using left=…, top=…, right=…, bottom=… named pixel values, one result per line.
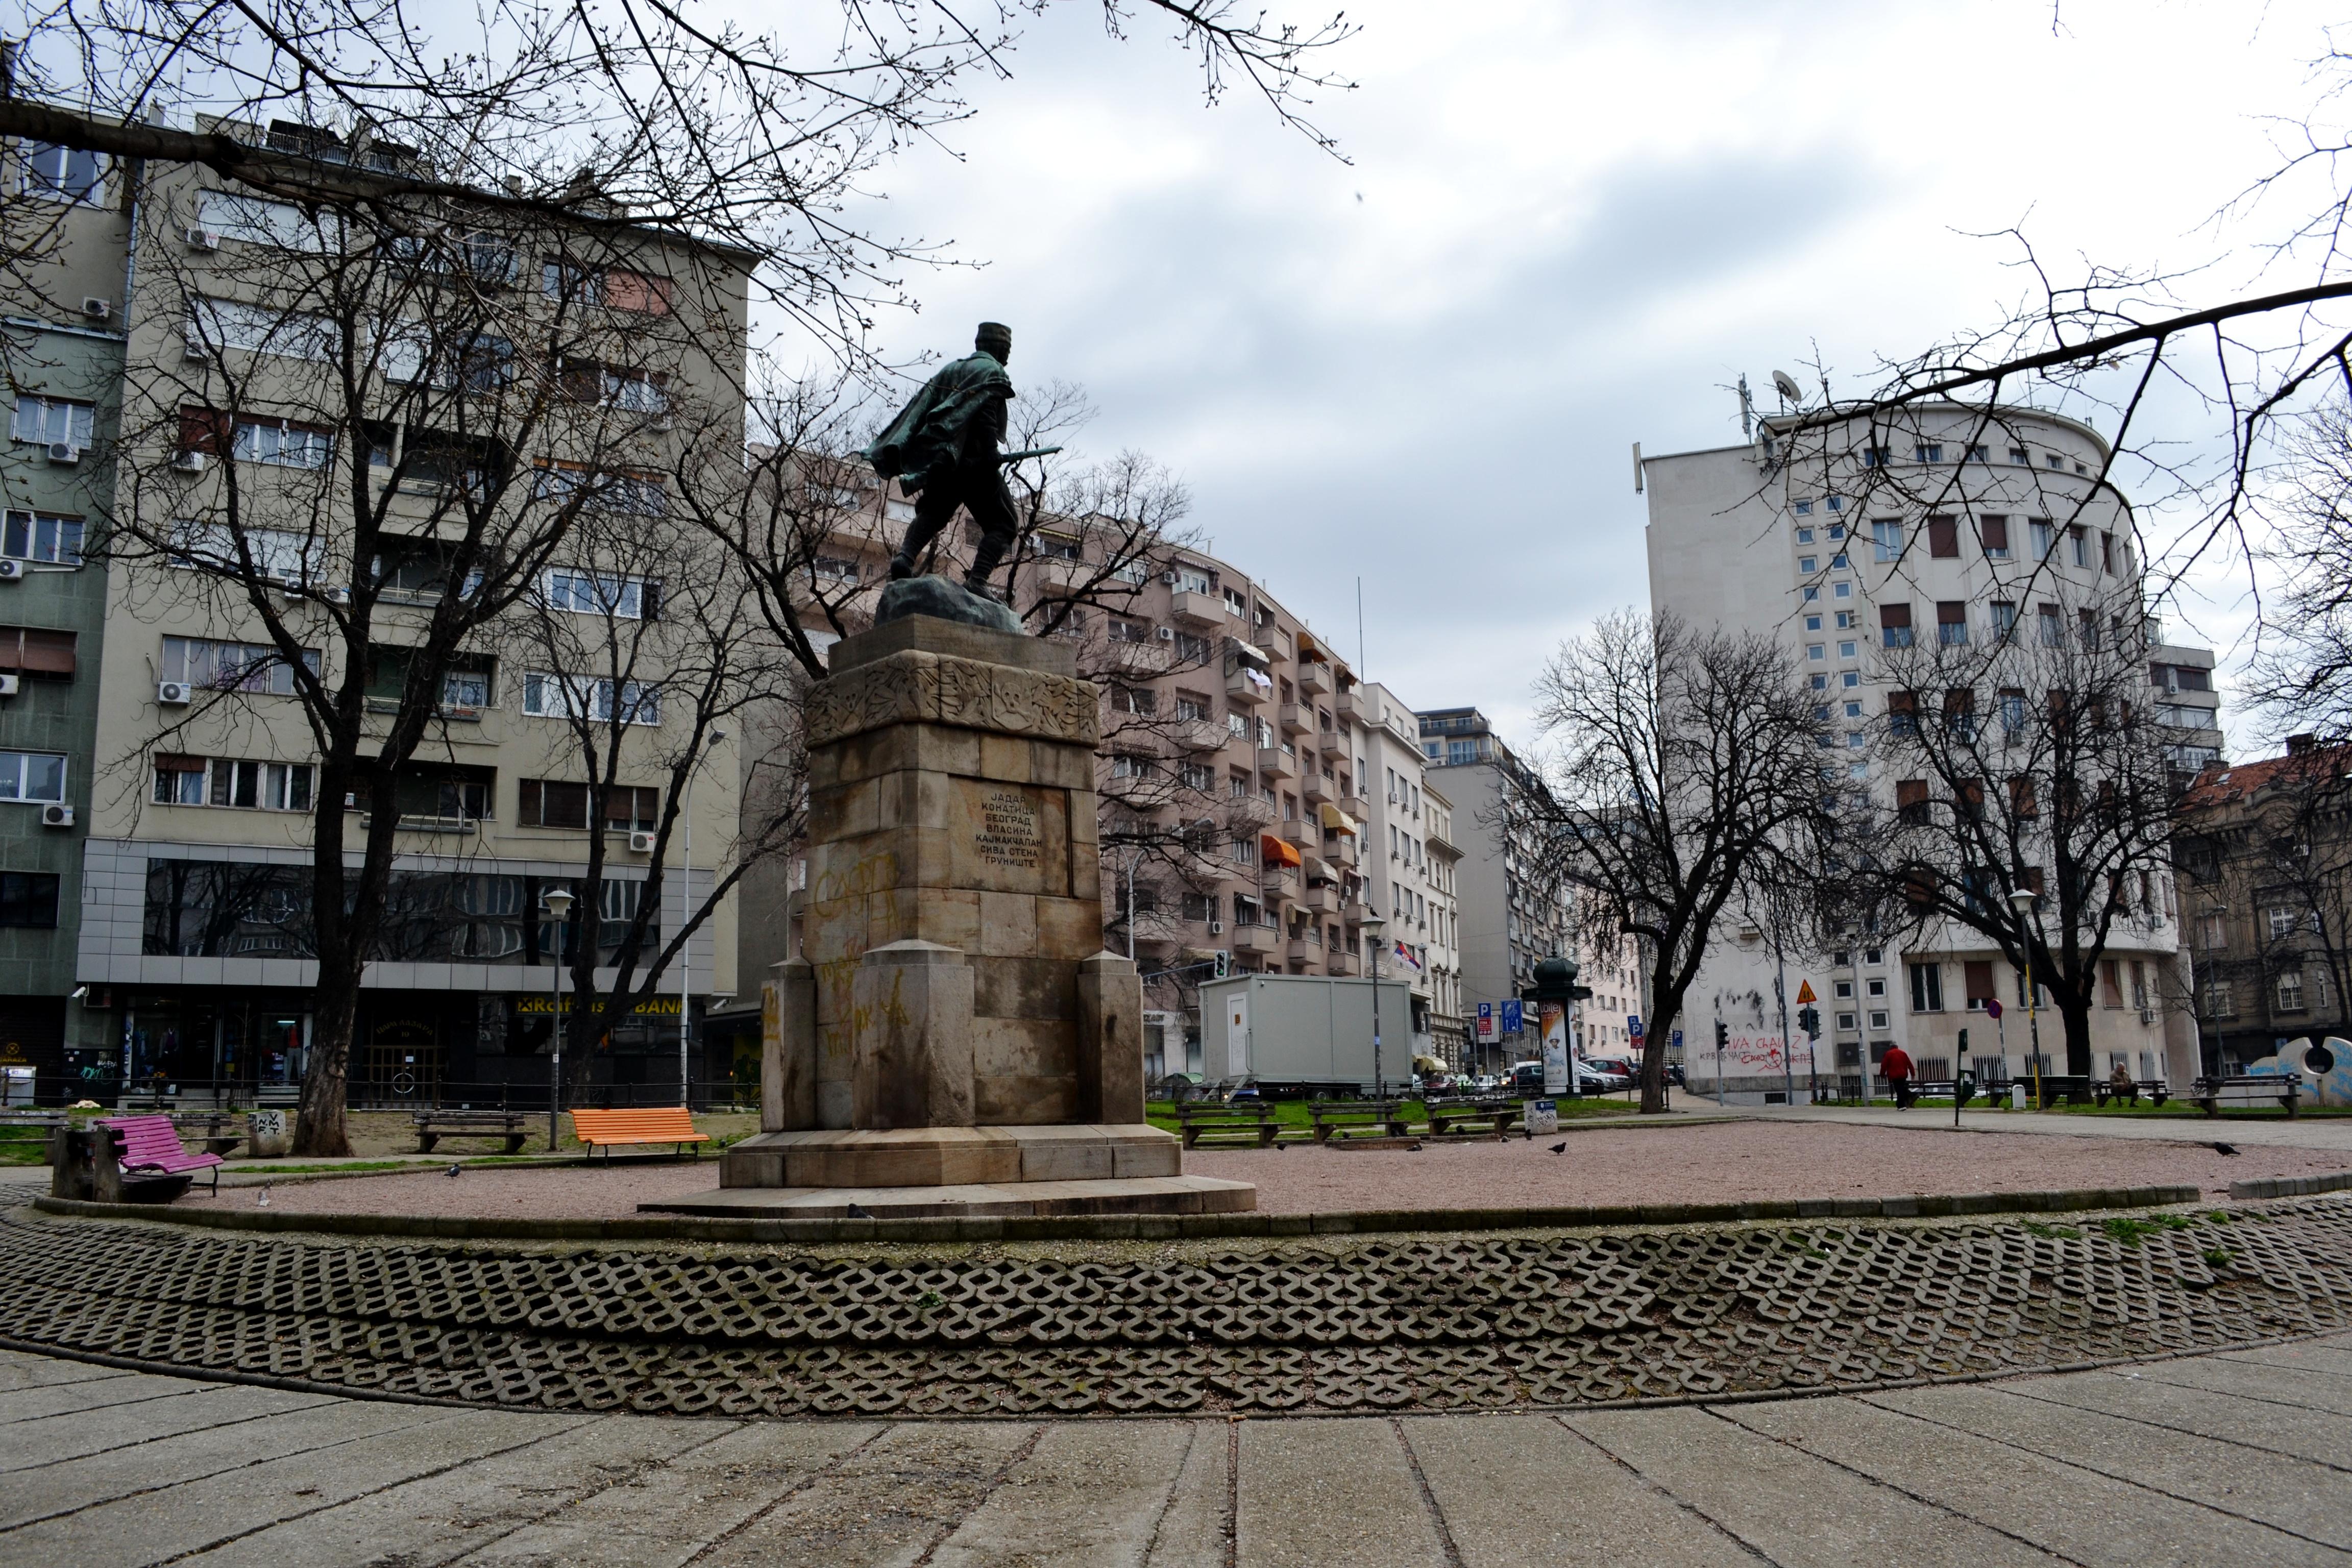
left=296, top=971, right=357, bottom=1155
left=2060, top=996, right=2096, bottom=1078
left=1638, top=990, right=1684, bottom=1115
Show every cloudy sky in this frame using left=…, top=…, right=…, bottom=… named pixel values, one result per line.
left=826, top=0, right=2344, bottom=750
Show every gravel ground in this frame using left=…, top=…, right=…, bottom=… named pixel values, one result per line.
left=158, top=1120, right=2352, bottom=1221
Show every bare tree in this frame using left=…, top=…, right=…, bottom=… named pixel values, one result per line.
left=1518, top=610, right=1838, bottom=1114
left=1857, top=590, right=2189, bottom=1076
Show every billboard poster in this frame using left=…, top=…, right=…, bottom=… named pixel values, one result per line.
left=1539, top=999, right=1567, bottom=1092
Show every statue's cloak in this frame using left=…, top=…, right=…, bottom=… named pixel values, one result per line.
left=863, top=351, right=1013, bottom=494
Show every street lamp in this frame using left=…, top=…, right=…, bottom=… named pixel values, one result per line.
left=543, top=885, right=575, bottom=1152
left=2007, top=886, right=2043, bottom=1110
left=1362, top=914, right=1388, bottom=1104
left=679, top=729, right=727, bottom=1110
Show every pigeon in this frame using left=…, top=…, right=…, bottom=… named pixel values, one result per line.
left=1549, top=1142, right=1567, bottom=1155
left=846, top=1201, right=872, bottom=1218
left=446, top=1162, right=463, bottom=1179
left=255, top=1185, right=271, bottom=1208
left=2213, top=1141, right=2240, bottom=1156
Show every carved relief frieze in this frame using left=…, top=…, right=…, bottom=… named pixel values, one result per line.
left=807, top=650, right=1100, bottom=748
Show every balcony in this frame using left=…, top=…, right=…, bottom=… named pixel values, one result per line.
left=1226, top=667, right=1271, bottom=706
left=1287, top=937, right=1316, bottom=966
left=1124, top=910, right=1188, bottom=953
left=1175, top=718, right=1230, bottom=753
left=1327, top=953, right=1356, bottom=977
left=1304, top=883, right=1338, bottom=915
left=1231, top=924, right=1278, bottom=957
left=1302, top=771, right=1333, bottom=804
left=1256, top=746, right=1296, bottom=781
left=1278, top=702, right=1314, bottom=737
left=1110, top=641, right=1174, bottom=678
left=1296, top=662, right=1332, bottom=696
left=1260, top=866, right=1298, bottom=902
left=1339, top=794, right=1369, bottom=820
left=1279, top=817, right=1316, bottom=849
left=1169, top=589, right=1226, bottom=628
left=1335, top=689, right=1359, bottom=723
left=1227, top=795, right=1277, bottom=829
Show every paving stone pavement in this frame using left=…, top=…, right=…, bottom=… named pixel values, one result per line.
left=2, top=1334, right=2349, bottom=1565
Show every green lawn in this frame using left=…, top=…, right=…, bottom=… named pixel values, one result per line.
left=1143, top=1094, right=1647, bottom=1135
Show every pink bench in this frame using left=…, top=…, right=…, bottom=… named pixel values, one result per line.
left=101, top=1115, right=224, bottom=1196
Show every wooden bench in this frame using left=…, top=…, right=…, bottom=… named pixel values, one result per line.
left=100, top=1114, right=223, bottom=1197
left=2191, top=1075, right=2301, bottom=1117
left=2091, top=1079, right=2170, bottom=1108
left=413, top=1110, right=532, bottom=1155
left=1423, top=1097, right=1520, bottom=1137
left=168, top=1111, right=250, bottom=1157
left=1173, top=1102, right=1281, bottom=1149
left=1307, top=1100, right=1411, bottom=1143
left=569, top=1107, right=709, bottom=1159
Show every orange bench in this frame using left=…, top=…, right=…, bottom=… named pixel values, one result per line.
left=568, top=1107, right=710, bottom=1160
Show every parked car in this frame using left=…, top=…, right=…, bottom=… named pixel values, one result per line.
left=1472, top=1074, right=1500, bottom=1093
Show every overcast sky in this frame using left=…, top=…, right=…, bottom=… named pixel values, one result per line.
left=824, top=0, right=2344, bottom=752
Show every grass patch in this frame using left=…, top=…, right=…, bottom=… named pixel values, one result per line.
left=2098, top=1214, right=2195, bottom=1246
left=2203, top=1247, right=2235, bottom=1269
left=230, top=1160, right=413, bottom=1175
left=1142, top=1094, right=1646, bottom=1135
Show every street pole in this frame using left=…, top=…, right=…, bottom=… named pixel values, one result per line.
left=2008, top=888, right=2042, bottom=1111
left=1365, top=915, right=1388, bottom=1104
left=543, top=886, right=575, bottom=1153
left=1713, top=1007, right=1726, bottom=1108
left=680, top=768, right=693, bottom=1110
left=1772, top=940, right=1795, bottom=1108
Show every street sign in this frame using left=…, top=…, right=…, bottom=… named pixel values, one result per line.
left=1671, top=1028, right=1683, bottom=1050
left=1501, top=1000, right=1524, bottom=1035
left=1475, top=1002, right=1497, bottom=1044
left=1985, top=998, right=2003, bottom=1020
left=1794, top=979, right=1817, bottom=1005
left=1628, top=1015, right=1644, bottom=1039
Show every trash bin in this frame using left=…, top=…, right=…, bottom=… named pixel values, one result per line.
left=2, top=1067, right=32, bottom=1107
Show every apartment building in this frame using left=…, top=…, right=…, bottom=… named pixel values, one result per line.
left=1643, top=400, right=2201, bottom=1095
left=734, top=503, right=1379, bottom=1072
left=1355, top=681, right=1463, bottom=1063
left=1415, top=706, right=1572, bottom=1067
left=63, top=118, right=748, bottom=1101
left=0, top=141, right=123, bottom=1097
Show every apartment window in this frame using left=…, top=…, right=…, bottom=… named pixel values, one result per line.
left=1841, top=671, right=1860, bottom=689
left=0, top=872, right=59, bottom=928
left=1979, top=516, right=2010, bottom=558
left=1831, top=552, right=1850, bottom=570
left=0, top=626, right=75, bottom=680
left=1174, top=632, right=1212, bottom=663
left=0, top=511, right=84, bottom=567
left=1810, top=674, right=1827, bottom=691
left=2069, top=526, right=2091, bottom=567
left=1179, top=761, right=1214, bottom=791
left=1908, top=963, right=1944, bottom=1012
left=1794, top=500, right=1813, bottom=516
left=1861, top=446, right=1889, bottom=467
left=2277, top=971, right=2308, bottom=1012
left=1843, top=699, right=1863, bottom=718
left=545, top=570, right=655, bottom=619
left=1989, top=601, right=2016, bottom=639
left=1871, top=520, right=1901, bottom=561
left=1798, top=556, right=1818, bottom=574
left=1926, top=516, right=1958, bottom=557
left=1108, top=617, right=1150, bottom=644
left=1832, top=582, right=1853, bottom=601
left=1807, top=643, right=1826, bottom=662
left=1796, top=527, right=1816, bottom=544
left=229, top=418, right=334, bottom=470
left=812, top=556, right=860, bottom=584
left=1112, top=685, right=1156, bottom=716
left=2025, top=520, right=2053, bottom=560
left=2007, top=775, right=2038, bottom=819
left=1805, top=615, right=1822, bottom=632
left=2036, top=604, right=2063, bottom=646
left=1946, top=689, right=1977, bottom=741
left=19, top=142, right=106, bottom=203
left=1964, top=961, right=1996, bottom=1010
left=516, top=779, right=658, bottom=831
left=1110, top=753, right=1158, bottom=779
left=189, top=298, right=340, bottom=362
left=2008, top=446, right=2030, bottom=465
left=153, top=755, right=314, bottom=811
left=2047, top=453, right=2065, bottom=470
left=521, top=672, right=661, bottom=725
left=1879, top=603, right=1913, bottom=648
left=1825, top=499, right=1844, bottom=515
left=0, top=751, right=66, bottom=804
left=1837, top=639, right=1858, bottom=659
left=1802, top=585, right=1820, bottom=602
left=1965, top=444, right=1988, bottom=462
left=1036, top=533, right=1082, bottom=562
left=161, top=636, right=320, bottom=695
left=1834, top=979, right=1854, bottom=999
left=10, top=396, right=95, bottom=450
left=1937, top=601, right=1968, bottom=645
left=1836, top=611, right=1856, bottom=629
left=1895, top=778, right=1929, bottom=824
left=2209, top=981, right=2237, bottom=1018
left=1914, top=444, right=1944, bottom=463
left=2269, top=906, right=2300, bottom=940
left=2100, top=532, right=2117, bottom=574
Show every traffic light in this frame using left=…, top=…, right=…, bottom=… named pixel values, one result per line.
left=1713, top=1021, right=1729, bottom=1050
left=1798, top=1006, right=1820, bottom=1038
left=1212, top=950, right=1230, bottom=980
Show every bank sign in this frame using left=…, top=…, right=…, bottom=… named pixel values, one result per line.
left=510, top=994, right=684, bottom=1017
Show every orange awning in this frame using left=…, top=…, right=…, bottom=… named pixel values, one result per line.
left=1260, top=833, right=1302, bottom=868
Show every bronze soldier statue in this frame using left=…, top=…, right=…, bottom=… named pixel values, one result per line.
left=865, top=322, right=1031, bottom=601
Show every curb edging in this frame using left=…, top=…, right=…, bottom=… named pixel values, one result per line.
left=24, top=1182, right=2205, bottom=1246
left=2228, top=1171, right=2352, bottom=1200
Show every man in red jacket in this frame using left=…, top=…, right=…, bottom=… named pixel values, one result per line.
left=1880, top=1043, right=1916, bottom=1109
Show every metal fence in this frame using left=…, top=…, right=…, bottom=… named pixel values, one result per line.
left=21, top=1072, right=759, bottom=1115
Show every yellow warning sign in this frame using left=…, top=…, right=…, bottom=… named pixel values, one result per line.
left=1794, top=980, right=1817, bottom=1004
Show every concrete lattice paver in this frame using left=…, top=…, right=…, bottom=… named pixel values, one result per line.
left=5, top=1336, right=2348, bottom=1565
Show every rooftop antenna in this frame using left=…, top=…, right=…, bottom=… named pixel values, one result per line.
left=1736, top=374, right=1754, bottom=440
left=1772, top=370, right=1804, bottom=409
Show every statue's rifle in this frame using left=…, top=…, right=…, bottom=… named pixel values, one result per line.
left=997, top=446, right=1063, bottom=464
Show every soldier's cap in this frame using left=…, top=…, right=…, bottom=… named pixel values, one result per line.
left=975, top=321, right=1012, bottom=350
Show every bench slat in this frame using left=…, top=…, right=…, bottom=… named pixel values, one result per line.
left=570, top=1108, right=709, bottom=1150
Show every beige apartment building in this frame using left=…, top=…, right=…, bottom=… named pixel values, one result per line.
left=71, top=118, right=749, bottom=1101
left=1355, top=681, right=1464, bottom=1063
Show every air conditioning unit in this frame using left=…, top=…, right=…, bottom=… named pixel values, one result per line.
left=81, top=297, right=111, bottom=321
left=157, top=680, right=191, bottom=705
left=45, top=443, right=81, bottom=465
left=0, top=560, right=25, bottom=582
left=170, top=449, right=207, bottom=474
left=627, top=829, right=657, bottom=854
left=182, top=336, right=209, bottom=361
left=0, top=675, right=18, bottom=698
left=183, top=226, right=221, bottom=251
left=2139, top=1007, right=2157, bottom=1025
left=1161, top=570, right=1179, bottom=585
left=40, top=804, right=73, bottom=828
left=1155, top=626, right=1175, bottom=641
left=319, top=585, right=351, bottom=606
left=1207, top=919, right=1223, bottom=934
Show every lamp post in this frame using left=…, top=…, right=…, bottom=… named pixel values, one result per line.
left=678, top=729, right=726, bottom=1110
left=1362, top=915, right=1387, bottom=1102
left=2007, top=887, right=2043, bottom=1110
left=543, top=885, right=575, bottom=1152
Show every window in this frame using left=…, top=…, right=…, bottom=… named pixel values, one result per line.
left=604, top=270, right=673, bottom=314
left=198, top=191, right=330, bottom=250
left=2209, top=981, right=2237, bottom=1018
left=1937, top=601, right=1968, bottom=645
left=2196, top=911, right=2227, bottom=949
left=0, top=872, right=59, bottom=928
left=1914, top=444, right=1943, bottom=463
left=171, top=521, right=324, bottom=584
left=1926, top=516, right=1959, bottom=557
left=0, top=511, right=84, bottom=567
left=161, top=636, right=320, bottom=695
left=1835, top=611, right=1855, bottom=629
left=1794, top=500, right=1813, bottom=516
left=1174, top=632, right=1211, bottom=664
left=1833, top=581, right=1852, bottom=600
left=152, top=755, right=314, bottom=812
left=2007, top=775, right=2038, bottom=819
left=1896, top=778, right=1930, bottom=824
left=1843, top=699, right=1863, bottom=718
left=1825, top=500, right=1844, bottom=516
left=19, top=142, right=105, bottom=203
left=1908, top=963, right=1944, bottom=1012
left=1831, top=552, right=1850, bottom=570
left=2037, top=603, right=2063, bottom=646
left=1946, top=689, right=1977, bottom=741
left=1872, top=520, right=1901, bottom=561
left=1879, top=603, right=1913, bottom=648
left=188, top=299, right=340, bottom=362
left=0, top=626, right=75, bottom=680
left=1796, top=527, right=1816, bottom=545
left=2069, top=526, right=2091, bottom=567
left=1805, top=615, right=1822, bottom=632
left=1036, top=533, right=1082, bottom=561
left=0, top=751, right=66, bottom=803
left=543, top=260, right=602, bottom=305
left=2047, top=453, right=2065, bottom=470
left=1798, top=556, right=1817, bottom=574
left=518, top=780, right=659, bottom=831
left=1841, top=670, right=1860, bottom=689
left=2008, top=446, right=2030, bottom=465
left=1988, top=601, right=2016, bottom=640
left=544, top=570, right=654, bottom=619
left=522, top=672, right=660, bottom=725
left=1179, top=761, right=1214, bottom=791
left=812, top=556, right=860, bottom=583
left=535, top=462, right=667, bottom=517
left=1969, top=515, right=2011, bottom=561
left=1966, top=444, right=1989, bottom=462
left=2269, top=906, right=2299, bottom=940
left=232, top=419, right=334, bottom=469
left=1861, top=446, right=1890, bottom=467
left=1810, top=674, right=1827, bottom=691
left=10, top=396, right=95, bottom=450
left=2028, top=520, right=2054, bottom=559
left=1963, top=962, right=1996, bottom=1010
left=1838, top=639, right=1858, bottom=659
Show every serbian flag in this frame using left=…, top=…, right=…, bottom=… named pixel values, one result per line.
left=1393, top=940, right=1423, bottom=971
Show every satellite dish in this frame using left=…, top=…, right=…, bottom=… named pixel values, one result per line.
left=1772, top=370, right=1804, bottom=407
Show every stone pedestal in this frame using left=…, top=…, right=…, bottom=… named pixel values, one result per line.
left=713, top=613, right=1239, bottom=1214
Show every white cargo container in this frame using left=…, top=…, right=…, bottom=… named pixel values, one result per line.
left=1198, top=973, right=1417, bottom=1093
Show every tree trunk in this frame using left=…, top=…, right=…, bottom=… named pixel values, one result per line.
left=1639, top=989, right=1684, bottom=1115
left=2060, top=995, right=2096, bottom=1077
left=296, top=971, right=357, bottom=1155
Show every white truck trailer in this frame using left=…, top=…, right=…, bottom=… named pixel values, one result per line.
left=1197, top=973, right=1417, bottom=1095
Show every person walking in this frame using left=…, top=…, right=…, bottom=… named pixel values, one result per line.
left=1880, top=1043, right=1916, bottom=1110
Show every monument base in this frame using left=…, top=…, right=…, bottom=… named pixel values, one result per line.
left=641, top=1173, right=1256, bottom=1221
left=719, top=1122, right=1188, bottom=1189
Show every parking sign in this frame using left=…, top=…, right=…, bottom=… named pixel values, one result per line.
left=1501, top=1000, right=1524, bottom=1035
left=1475, top=1002, right=1497, bottom=1044
left=1628, top=1015, right=1644, bottom=1039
